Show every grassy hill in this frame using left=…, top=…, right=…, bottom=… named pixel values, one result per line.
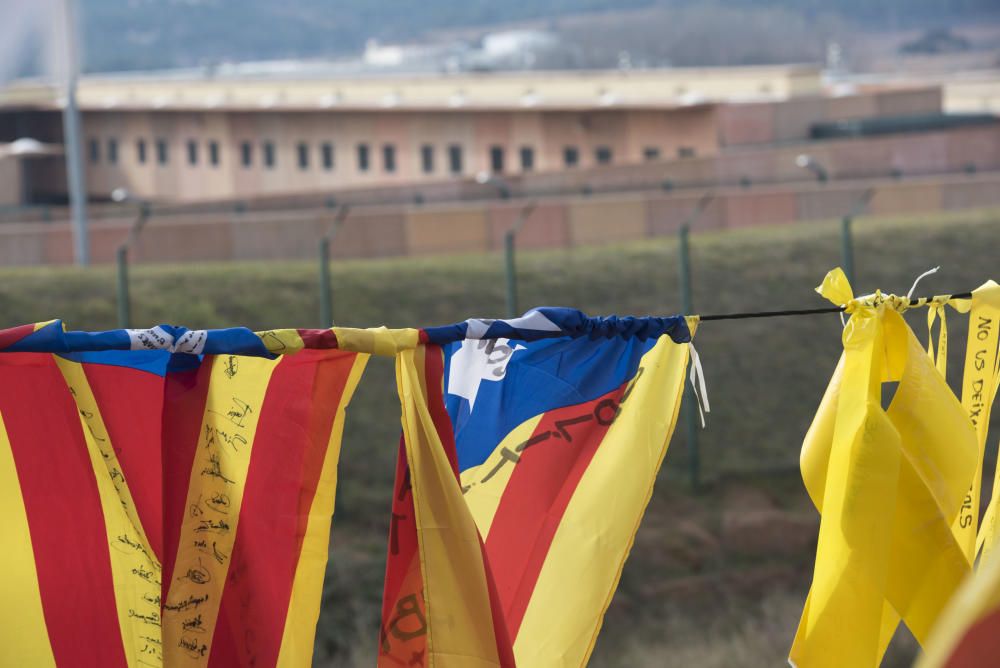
left=1, top=207, right=998, bottom=665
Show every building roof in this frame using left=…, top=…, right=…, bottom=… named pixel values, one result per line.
left=0, top=64, right=823, bottom=113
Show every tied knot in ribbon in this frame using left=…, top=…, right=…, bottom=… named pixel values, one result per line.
left=816, top=267, right=953, bottom=316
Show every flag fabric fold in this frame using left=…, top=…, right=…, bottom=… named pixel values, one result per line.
left=0, top=320, right=368, bottom=668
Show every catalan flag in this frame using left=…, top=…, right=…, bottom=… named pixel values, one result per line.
left=0, top=320, right=367, bottom=667
left=377, top=309, right=694, bottom=667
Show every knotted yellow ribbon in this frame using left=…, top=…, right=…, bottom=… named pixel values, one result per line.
left=791, top=268, right=978, bottom=667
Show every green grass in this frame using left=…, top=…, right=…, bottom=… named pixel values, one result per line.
left=1, top=206, right=998, bottom=664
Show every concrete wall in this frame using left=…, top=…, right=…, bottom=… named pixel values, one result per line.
left=4, top=172, right=998, bottom=267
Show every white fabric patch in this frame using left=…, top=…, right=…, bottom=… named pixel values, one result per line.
left=463, top=309, right=560, bottom=340
left=128, top=326, right=174, bottom=351
left=502, top=309, right=561, bottom=333
left=464, top=319, right=494, bottom=339
left=127, top=327, right=208, bottom=354
left=447, top=337, right=525, bottom=410
left=174, top=330, right=208, bottom=355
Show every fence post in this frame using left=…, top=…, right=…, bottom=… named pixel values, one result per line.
left=840, top=215, right=855, bottom=286
left=319, top=236, right=333, bottom=328
left=678, top=223, right=699, bottom=491
left=504, top=230, right=518, bottom=319
left=501, top=202, right=537, bottom=319
left=116, top=245, right=130, bottom=328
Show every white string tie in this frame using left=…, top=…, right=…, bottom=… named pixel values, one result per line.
left=907, top=266, right=940, bottom=299
left=688, top=343, right=710, bottom=428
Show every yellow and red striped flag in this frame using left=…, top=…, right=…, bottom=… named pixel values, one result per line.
left=0, top=321, right=367, bottom=667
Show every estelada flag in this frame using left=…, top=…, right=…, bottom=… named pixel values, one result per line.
left=378, top=309, right=694, bottom=667
left=0, top=320, right=367, bottom=667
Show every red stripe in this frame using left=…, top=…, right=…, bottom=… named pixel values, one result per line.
left=82, top=362, right=165, bottom=560
left=423, top=346, right=514, bottom=667
left=209, top=350, right=355, bottom=667
left=161, top=359, right=213, bottom=591
left=944, top=607, right=1000, bottom=667
left=0, top=353, right=127, bottom=667
left=483, top=382, right=626, bottom=639
left=297, top=329, right=339, bottom=349
left=0, top=323, right=35, bottom=349
left=379, top=437, right=428, bottom=666
left=423, top=346, right=459, bottom=477
left=479, top=536, right=516, bottom=667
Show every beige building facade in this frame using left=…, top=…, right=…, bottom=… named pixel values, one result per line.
left=0, top=65, right=955, bottom=205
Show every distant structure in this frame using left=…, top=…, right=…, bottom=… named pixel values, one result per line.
left=0, top=64, right=963, bottom=205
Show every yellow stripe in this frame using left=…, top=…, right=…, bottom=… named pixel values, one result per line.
left=0, top=410, right=57, bottom=668
left=162, top=354, right=279, bottom=666
left=513, top=335, right=689, bottom=667
left=961, top=282, right=1000, bottom=560
left=334, top=327, right=420, bottom=356
left=55, top=357, right=162, bottom=668
left=397, top=346, right=502, bottom=668
left=459, top=415, right=543, bottom=538
left=255, top=329, right=306, bottom=355
left=275, top=354, right=369, bottom=668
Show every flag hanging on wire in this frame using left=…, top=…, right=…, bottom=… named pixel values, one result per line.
left=376, top=308, right=695, bottom=667
left=0, top=320, right=367, bottom=668
left=792, top=270, right=978, bottom=667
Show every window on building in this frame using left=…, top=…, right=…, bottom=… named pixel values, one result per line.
left=595, top=146, right=613, bottom=165
left=156, top=139, right=168, bottom=165
left=263, top=141, right=275, bottom=169
left=643, top=146, right=661, bottom=161
left=187, top=139, right=198, bottom=166
left=489, top=145, right=504, bottom=173
left=383, top=144, right=397, bottom=173
left=240, top=141, right=252, bottom=167
left=357, top=143, right=370, bottom=172
left=321, top=142, right=334, bottom=170
left=88, top=138, right=99, bottom=164
left=420, top=144, right=434, bottom=174
left=208, top=140, right=220, bottom=167
left=136, top=139, right=147, bottom=164
left=677, top=146, right=696, bottom=158
left=107, top=138, right=118, bottom=165
left=520, top=146, right=535, bottom=172
left=563, top=146, right=579, bottom=168
left=448, top=144, right=463, bottom=175
left=297, top=142, right=309, bottom=170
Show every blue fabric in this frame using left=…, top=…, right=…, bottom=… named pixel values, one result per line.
left=58, top=350, right=174, bottom=375
left=443, top=334, right=658, bottom=472
left=423, top=308, right=690, bottom=345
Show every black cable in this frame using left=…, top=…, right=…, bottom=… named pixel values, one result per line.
left=698, top=292, right=974, bottom=322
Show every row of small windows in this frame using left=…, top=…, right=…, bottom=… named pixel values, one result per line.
left=87, top=138, right=693, bottom=171
left=89, top=137, right=222, bottom=167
